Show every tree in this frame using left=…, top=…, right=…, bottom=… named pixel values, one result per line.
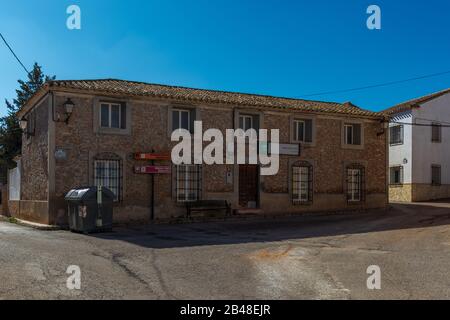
left=0, top=62, right=55, bottom=183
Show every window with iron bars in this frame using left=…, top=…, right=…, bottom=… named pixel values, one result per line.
left=292, top=161, right=313, bottom=204
left=175, top=165, right=202, bottom=202
left=94, top=159, right=122, bottom=202
left=389, top=125, right=404, bottom=145
left=346, top=164, right=365, bottom=203
left=389, top=166, right=404, bottom=185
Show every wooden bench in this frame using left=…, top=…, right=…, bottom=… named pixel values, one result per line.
left=186, top=200, right=231, bottom=218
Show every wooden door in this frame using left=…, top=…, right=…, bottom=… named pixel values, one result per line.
left=239, top=165, right=259, bottom=208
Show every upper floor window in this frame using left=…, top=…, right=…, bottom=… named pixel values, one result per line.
left=293, top=119, right=313, bottom=143
left=239, top=115, right=255, bottom=131
left=344, top=123, right=362, bottom=146
left=172, top=109, right=192, bottom=132
left=100, top=102, right=126, bottom=129
left=431, top=123, right=441, bottom=143
left=389, top=125, right=404, bottom=145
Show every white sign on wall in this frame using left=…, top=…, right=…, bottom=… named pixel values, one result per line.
left=260, top=142, right=300, bottom=156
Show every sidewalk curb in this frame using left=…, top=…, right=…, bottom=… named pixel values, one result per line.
left=0, top=215, right=62, bottom=231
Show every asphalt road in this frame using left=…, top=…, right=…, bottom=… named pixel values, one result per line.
left=1, top=202, right=450, bottom=300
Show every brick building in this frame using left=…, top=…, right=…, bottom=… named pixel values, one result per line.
left=11, top=79, right=388, bottom=225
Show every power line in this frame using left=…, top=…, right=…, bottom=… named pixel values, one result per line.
left=301, top=70, right=450, bottom=97
left=0, top=32, right=30, bottom=75
left=392, top=121, right=450, bottom=128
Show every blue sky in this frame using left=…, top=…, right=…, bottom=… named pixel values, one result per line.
left=1, top=0, right=450, bottom=115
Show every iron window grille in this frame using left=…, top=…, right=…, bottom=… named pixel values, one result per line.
left=431, top=165, right=441, bottom=185
left=94, top=159, right=122, bottom=202
left=292, top=161, right=313, bottom=204
left=389, top=125, right=404, bottom=145
left=389, top=166, right=404, bottom=185
left=346, top=164, right=365, bottom=203
left=175, top=165, right=202, bottom=202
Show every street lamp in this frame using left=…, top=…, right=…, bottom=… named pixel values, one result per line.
left=64, top=98, right=75, bottom=124
left=19, top=118, right=28, bottom=131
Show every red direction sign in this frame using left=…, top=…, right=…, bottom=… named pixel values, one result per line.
left=134, top=153, right=171, bottom=161
left=134, top=165, right=171, bottom=174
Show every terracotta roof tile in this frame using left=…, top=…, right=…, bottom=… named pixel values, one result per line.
left=383, top=88, right=450, bottom=115
left=45, top=79, right=384, bottom=119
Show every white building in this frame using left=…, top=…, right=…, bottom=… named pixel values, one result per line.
left=386, top=88, right=450, bottom=202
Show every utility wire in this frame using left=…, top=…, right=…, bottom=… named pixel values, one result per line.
left=392, top=121, right=450, bottom=127
left=0, top=32, right=30, bottom=75
left=301, top=70, right=450, bottom=97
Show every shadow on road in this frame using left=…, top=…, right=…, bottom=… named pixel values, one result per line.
left=89, top=202, right=450, bottom=249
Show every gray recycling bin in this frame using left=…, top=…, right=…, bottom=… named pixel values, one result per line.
left=65, top=186, right=115, bottom=233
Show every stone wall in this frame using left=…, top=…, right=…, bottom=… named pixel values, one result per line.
left=9, top=97, right=50, bottom=224
left=389, top=184, right=412, bottom=202
left=8, top=90, right=388, bottom=225
left=412, top=184, right=450, bottom=202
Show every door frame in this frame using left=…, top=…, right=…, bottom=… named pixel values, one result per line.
left=238, top=164, right=260, bottom=208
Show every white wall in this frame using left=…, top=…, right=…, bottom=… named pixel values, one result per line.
left=8, top=160, right=21, bottom=201
left=412, top=92, right=450, bottom=184
left=389, top=111, right=412, bottom=183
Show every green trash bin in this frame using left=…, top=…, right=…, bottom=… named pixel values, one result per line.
left=65, top=186, right=115, bottom=234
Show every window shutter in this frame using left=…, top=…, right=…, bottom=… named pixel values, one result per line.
left=389, top=127, right=394, bottom=144
left=120, top=103, right=127, bottom=129
left=305, top=119, right=313, bottom=143
left=172, top=110, right=179, bottom=131
left=253, top=115, right=260, bottom=131
left=389, top=168, right=394, bottom=184
left=190, top=109, right=196, bottom=133
left=353, top=124, right=362, bottom=145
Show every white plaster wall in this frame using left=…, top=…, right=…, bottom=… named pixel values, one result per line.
left=412, top=92, right=450, bottom=184
left=389, top=112, right=412, bottom=183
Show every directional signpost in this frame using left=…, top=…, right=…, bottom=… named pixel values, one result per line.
left=134, top=152, right=172, bottom=221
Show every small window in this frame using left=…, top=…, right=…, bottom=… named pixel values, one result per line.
left=431, top=165, right=441, bottom=185
left=344, top=123, right=362, bottom=146
left=175, top=165, right=202, bottom=202
left=172, top=109, right=191, bottom=132
left=239, top=115, right=254, bottom=131
left=94, top=159, right=122, bottom=201
left=390, top=166, right=403, bottom=185
left=389, top=125, right=404, bottom=145
left=100, top=102, right=126, bottom=129
left=432, top=123, right=441, bottom=143
left=292, top=161, right=313, bottom=204
left=346, top=165, right=365, bottom=202
left=293, top=119, right=313, bottom=143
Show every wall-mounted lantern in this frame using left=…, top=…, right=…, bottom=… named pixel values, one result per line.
left=19, top=117, right=34, bottom=137
left=63, top=98, right=75, bottom=124
left=19, top=118, right=28, bottom=131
